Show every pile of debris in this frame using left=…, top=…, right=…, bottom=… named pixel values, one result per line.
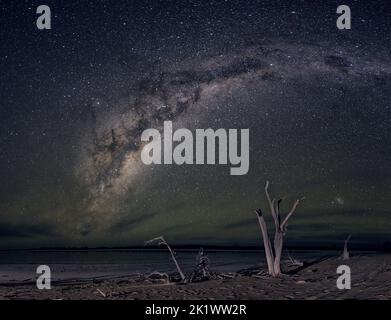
left=185, top=248, right=220, bottom=283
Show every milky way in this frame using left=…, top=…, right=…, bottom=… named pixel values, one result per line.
left=75, top=40, right=391, bottom=238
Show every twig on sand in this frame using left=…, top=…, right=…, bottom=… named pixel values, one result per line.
left=96, top=288, right=106, bottom=298
left=145, top=271, right=170, bottom=284
left=218, top=273, right=236, bottom=279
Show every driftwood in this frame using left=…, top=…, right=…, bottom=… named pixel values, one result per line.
left=285, top=251, right=304, bottom=267
left=145, top=271, right=170, bottom=283
left=255, top=181, right=302, bottom=277
left=186, top=248, right=215, bottom=283
left=145, top=236, right=186, bottom=282
left=96, top=288, right=106, bottom=298
left=342, top=234, right=352, bottom=260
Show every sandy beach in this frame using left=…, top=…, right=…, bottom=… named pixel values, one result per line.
left=0, top=254, right=390, bottom=300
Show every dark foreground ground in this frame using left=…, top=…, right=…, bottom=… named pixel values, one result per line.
left=0, top=254, right=390, bottom=300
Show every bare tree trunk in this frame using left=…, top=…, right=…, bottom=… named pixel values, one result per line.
left=273, top=230, right=283, bottom=275
left=255, top=181, right=302, bottom=277
left=342, top=234, right=351, bottom=260
left=256, top=209, right=275, bottom=276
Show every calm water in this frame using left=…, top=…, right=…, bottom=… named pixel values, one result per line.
left=0, top=249, right=334, bottom=284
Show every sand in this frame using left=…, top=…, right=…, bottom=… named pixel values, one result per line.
left=0, top=254, right=390, bottom=300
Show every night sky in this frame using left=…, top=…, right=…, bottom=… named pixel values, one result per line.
left=0, top=0, right=390, bottom=249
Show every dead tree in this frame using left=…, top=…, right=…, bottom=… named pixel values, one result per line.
left=255, top=181, right=302, bottom=277
left=145, top=236, right=186, bottom=281
left=342, top=234, right=351, bottom=260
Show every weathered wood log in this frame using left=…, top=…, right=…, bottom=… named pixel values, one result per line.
left=145, top=236, right=186, bottom=281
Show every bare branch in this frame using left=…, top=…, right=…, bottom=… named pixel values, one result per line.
left=275, top=199, right=282, bottom=225
left=145, top=236, right=166, bottom=246
left=280, top=199, right=300, bottom=231
left=264, top=181, right=274, bottom=215
left=265, top=180, right=269, bottom=191
left=265, top=181, right=279, bottom=226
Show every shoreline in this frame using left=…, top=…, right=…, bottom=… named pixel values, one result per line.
left=0, top=254, right=390, bottom=300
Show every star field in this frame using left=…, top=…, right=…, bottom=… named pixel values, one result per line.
left=0, top=0, right=390, bottom=249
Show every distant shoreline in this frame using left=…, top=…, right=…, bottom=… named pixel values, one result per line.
left=0, top=245, right=390, bottom=253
